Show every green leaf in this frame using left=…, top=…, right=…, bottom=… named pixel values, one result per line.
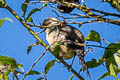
left=0, top=19, right=4, bottom=27
left=51, top=42, right=64, bottom=58
left=25, top=17, right=33, bottom=22
left=44, top=60, right=56, bottom=74
left=4, top=17, right=13, bottom=22
left=86, top=58, right=103, bottom=68
left=27, top=8, right=40, bottom=18
left=22, top=0, right=29, bottom=17
left=3, top=69, right=11, bottom=80
left=109, top=63, right=116, bottom=76
left=114, top=53, right=120, bottom=68
left=28, top=70, right=41, bottom=75
left=105, top=56, right=119, bottom=80
left=0, top=17, right=13, bottom=27
left=105, top=57, right=116, bottom=70
left=109, top=63, right=119, bottom=80
left=69, top=74, right=74, bottom=80
left=16, top=64, right=24, bottom=72
left=26, top=4, right=47, bottom=19
left=117, top=68, right=120, bottom=73
left=117, top=49, right=120, bottom=56
left=14, top=70, right=24, bottom=75
left=103, top=43, right=120, bottom=59
left=37, top=77, right=44, bottom=80
left=98, top=72, right=109, bottom=80
left=0, top=56, right=16, bottom=65
left=0, top=0, right=6, bottom=8
left=85, top=30, right=101, bottom=42
left=27, top=43, right=40, bottom=55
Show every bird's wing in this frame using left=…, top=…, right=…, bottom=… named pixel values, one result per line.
left=60, top=25, right=90, bottom=77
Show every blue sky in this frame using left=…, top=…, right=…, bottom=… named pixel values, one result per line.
left=0, top=0, right=120, bottom=80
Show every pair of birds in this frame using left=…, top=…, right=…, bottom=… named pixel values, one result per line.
left=42, top=17, right=90, bottom=76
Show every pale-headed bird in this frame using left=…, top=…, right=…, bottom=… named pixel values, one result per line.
left=42, top=17, right=90, bottom=76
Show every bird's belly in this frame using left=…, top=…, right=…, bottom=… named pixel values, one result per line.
left=59, top=45, right=75, bottom=60
left=46, top=32, right=60, bottom=45
left=46, top=32, right=75, bottom=60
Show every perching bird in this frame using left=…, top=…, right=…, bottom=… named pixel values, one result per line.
left=57, top=0, right=80, bottom=13
left=42, top=17, right=89, bottom=76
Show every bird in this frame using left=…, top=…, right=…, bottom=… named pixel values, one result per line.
left=57, top=0, right=80, bottom=13
left=42, top=17, right=90, bottom=76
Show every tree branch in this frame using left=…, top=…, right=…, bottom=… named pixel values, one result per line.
left=21, top=46, right=49, bottom=80
left=4, top=4, right=84, bottom=80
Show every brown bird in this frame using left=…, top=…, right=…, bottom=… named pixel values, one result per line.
left=42, top=17, right=90, bottom=76
left=57, top=0, right=80, bottom=13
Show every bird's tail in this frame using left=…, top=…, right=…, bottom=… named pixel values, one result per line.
left=76, top=49, right=90, bottom=77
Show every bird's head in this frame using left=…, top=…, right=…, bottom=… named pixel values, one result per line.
left=42, top=17, right=60, bottom=28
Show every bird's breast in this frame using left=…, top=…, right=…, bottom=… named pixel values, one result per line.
left=59, top=45, right=75, bottom=60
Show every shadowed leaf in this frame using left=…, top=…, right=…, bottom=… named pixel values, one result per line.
left=27, top=8, right=40, bottom=18
left=51, top=42, right=64, bottom=58
left=37, top=77, right=44, bottom=80
left=86, top=58, right=103, bottom=68
left=44, top=60, right=56, bottom=74
left=22, top=0, right=29, bottom=17
left=28, top=70, right=41, bottom=75
left=103, top=43, right=120, bottom=59
left=98, top=72, right=109, bottom=80
left=27, top=43, right=40, bottom=55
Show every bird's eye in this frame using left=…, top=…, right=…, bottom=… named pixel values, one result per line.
left=48, top=21, right=52, bottom=24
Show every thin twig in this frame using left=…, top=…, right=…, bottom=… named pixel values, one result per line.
left=90, top=8, right=120, bottom=17
left=21, top=46, right=50, bottom=80
left=101, top=38, right=110, bottom=44
left=10, top=67, right=19, bottom=80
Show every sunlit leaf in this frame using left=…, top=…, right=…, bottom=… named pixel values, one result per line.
left=105, top=57, right=116, bottom=70
left=16, top=64, right=24, bottom=72
left=85, top=30, right=101, bottom=42
left=0, top=0, right=6, bottom=8
left=109, top=63, right=119, bottom=80
left=0, top=17, right=13, bottom=27
left=69, top=74, right=74, bottom=80
left=0, top=19, right=4, bottom=27
left=3, top=69, right=11, bottom=80
left=28, top=70, right=41, bottom=75
left=4, top=17, right=13, bottom=22
left=25, top=17, right=33, bottom=22
left=44, top=60, right=56, bottom=74
left=114, top=53, right=120, bottom=68
left=105, top=56, right=119, bottom=80
left=14, top=70, right=24, bottom=75
left=0, top=56, right=16, bottom=65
